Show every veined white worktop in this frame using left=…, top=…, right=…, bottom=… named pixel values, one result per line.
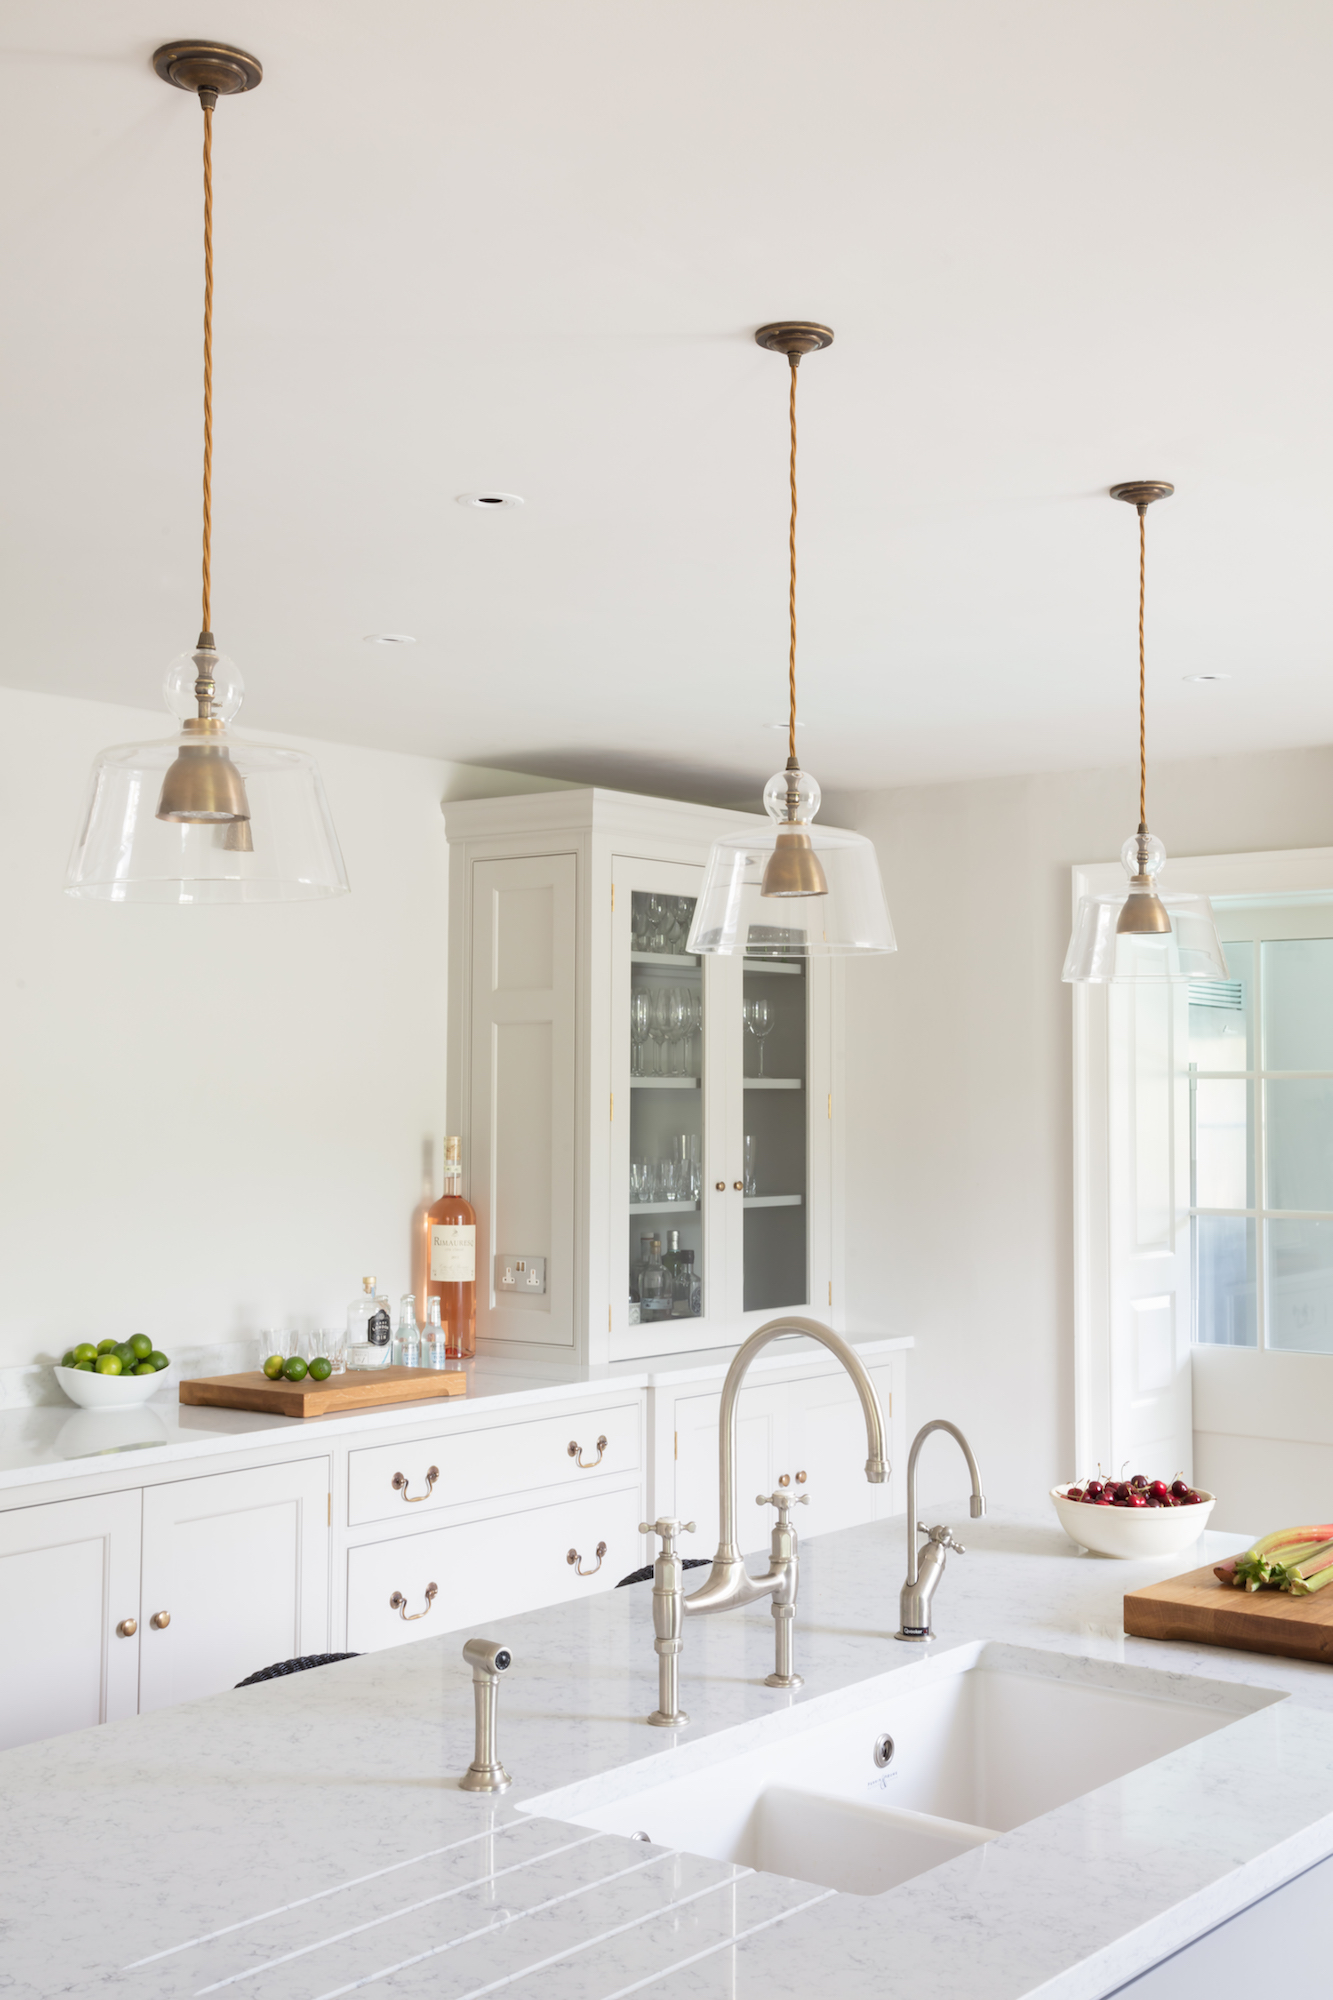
left=0, top=1331, right=911, bottom=1496
left=3, top=1507, right=1331, bottom=2000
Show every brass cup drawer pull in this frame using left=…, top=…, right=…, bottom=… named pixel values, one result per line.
left=392, top=1465, right=440, bottom=1503
left=567, top=1541, right=607, bottom=1577
left=567, top=1435, right=607, bottom=1469
left=116, top=1617, right=138, bottom=1638
left=389, top=1582, right=439, bottom=1621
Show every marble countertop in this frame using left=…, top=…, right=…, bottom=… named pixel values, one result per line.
left=0, top=1332, right=910, bottom=1494
left=4, top=1506, right=1332, bottom=2000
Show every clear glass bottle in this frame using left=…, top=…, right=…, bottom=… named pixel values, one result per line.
left=638, top=1236, right=671, bottom=1323
left=393, top=1293, right=420, bottom=1368
left=347, top=1275, right=391, bottom=1369
left=671, top=1248, right=700, bottom=1317
left=662, top=1228, right=682, bottom=1300
left=420, top=1136, right=477, bottom=1358
left=422, top=1295, right=451, bottom=1370
left=630, top=1232, right=654, bottom=1302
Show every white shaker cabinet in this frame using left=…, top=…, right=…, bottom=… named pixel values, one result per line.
left=138, top=1459, right=330, bottom=1711
left=445, top=788, right=849, bottom=1367
left=0, top=1489, right=142, bottom=1750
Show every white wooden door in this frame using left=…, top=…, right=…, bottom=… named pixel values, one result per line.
left=672, top=1382, right=787, bottom=1557
left=470, top=853, right=578, bottom=1350
left=0, top=1489, right=142, bottom=1750
left=138, top=1460, right=329, bottom=1712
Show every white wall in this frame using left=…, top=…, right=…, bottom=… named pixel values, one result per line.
left=829, top=744, right=1333, bottom=1512
left=0, top=685, right=565, bottom=1381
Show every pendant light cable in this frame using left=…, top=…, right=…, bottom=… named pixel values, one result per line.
left=787, top=357, right=799, bottom=768
left=1137, top=506, right=1147, bottom=829
left=201, top=90, right=214, bottom=645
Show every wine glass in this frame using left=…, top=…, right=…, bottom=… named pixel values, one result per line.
left=648, top=989, right=671, bottom=1074
left=645, top=896, right=666, bottom=952
left=743, top=1133, right=757, bottom=1196
left=667, top=987, right=689, bottom=1075
left=744, top=995, right=774, bottom=1077
left=630, top=991, right=651, bottom=1076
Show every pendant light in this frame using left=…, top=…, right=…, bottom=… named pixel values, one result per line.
left=687, top=324, right=895, bottom=958
left=65, top=42, right=348, bottom=905
left=1062, top=483, right=1226, bottom=983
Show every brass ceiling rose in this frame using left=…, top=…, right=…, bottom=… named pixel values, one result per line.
left=754, top=322, right=834, bottom=359
left=1110, top=480, right=1174, bottom=514
left=152, top=40, right=263, bottom=95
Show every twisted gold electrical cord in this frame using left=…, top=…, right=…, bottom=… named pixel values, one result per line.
left=201, top=94, right=214, bottom=639
left=1137, top=507, right=1147, bottom=828
left=786, top=358, right=798, bottom=766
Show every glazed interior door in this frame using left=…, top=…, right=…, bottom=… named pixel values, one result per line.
left=611, top=857, right=718, bottom=1350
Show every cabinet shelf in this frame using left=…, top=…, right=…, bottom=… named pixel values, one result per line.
left=630, top=1077, right=700, bottom=1090
left=743, top=1195, right=804, bottom=1208
left=743, top=1078, right=802, bottom=1090
left=742, top=960, right=803, bottom=976
left=631, top=952, right=700, bottom=971
left=629, top=1199, right=701, bottom=1215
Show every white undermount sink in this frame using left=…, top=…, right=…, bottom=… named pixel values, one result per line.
left=521, top=1641, right=1282, bottom=1896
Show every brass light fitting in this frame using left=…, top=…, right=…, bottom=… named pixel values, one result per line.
left=1109, top=481, right=1174, bottom=938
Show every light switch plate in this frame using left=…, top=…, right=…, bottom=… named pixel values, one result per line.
left=496, top=1254, right=547, bottom=1295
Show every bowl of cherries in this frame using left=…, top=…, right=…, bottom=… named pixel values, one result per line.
left=1050, top=1475, right=1215, bottom=1558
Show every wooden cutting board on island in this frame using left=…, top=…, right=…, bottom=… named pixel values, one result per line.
left=1125, top=1561, right=1333, bottom=1666
left=179, top=1366, right=467, bottom=1419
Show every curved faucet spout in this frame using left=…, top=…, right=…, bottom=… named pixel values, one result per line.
left=684, top=1317, right=888, bottom=1618
left=903, top=1420, right=986, bottom=1587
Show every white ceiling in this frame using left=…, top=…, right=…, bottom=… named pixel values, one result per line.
left=3, top=1, right=1332, bottom=805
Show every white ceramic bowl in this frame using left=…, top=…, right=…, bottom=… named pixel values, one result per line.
left=55, top=1364, right=175, bottom=1410
left=1050, top=1483, right=1216, bottom=1558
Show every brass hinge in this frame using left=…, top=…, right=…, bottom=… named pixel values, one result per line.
left=828, top=1280, right=833, bottom=1307
left=327, top=1493, right=331, bottom=1525
left=674, top=1430, right=678, bottom=1461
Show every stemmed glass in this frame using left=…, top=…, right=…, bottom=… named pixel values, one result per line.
left=667, top=987, right=690, bottom=1075
left=630, top=991, right=651, bottom=1076
left=648, top=989, right=671, bottom=1074
left=645, top=896, right=666, bottom=953
left=744, top=995, right=774, bottom=1076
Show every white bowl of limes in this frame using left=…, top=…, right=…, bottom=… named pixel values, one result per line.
left=55, top=1338, right=174, bottom=1408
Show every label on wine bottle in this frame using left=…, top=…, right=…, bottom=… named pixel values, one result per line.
left=431, top=1224, right=476, bottom=1283
left=368, top=1309, right=390, bottom=1347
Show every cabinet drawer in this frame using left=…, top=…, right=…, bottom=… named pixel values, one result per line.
left=347, top=1483, right=641, bottom=1652
left=347, top=1402, right=639, bottom=1526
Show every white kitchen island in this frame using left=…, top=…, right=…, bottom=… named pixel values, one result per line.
left=3, top=1508, right=1333, bottom=2000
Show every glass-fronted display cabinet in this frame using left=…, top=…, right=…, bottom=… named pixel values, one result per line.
left=612, top=854, right=825, bottom=1356
left=444, top=788, right=840, bottom=1367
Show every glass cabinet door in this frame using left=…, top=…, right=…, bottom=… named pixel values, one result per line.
left=739, top=954, right=810, bottom=1314
left=615, top=868, right=710, bottom=1338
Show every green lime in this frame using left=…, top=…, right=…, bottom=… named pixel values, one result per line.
left=113, top=1342, right=136, bottom=1366
left=73, top=1342, right=98, bottom=1364
left=262, top=1353, right=285, bottom=1380
left=133, top=1362, right=157, bottom=1376
left=61, top=1350, right=76, bottom=1369
left=96, top=1354, right=123, bottom=1375
left=97, top=1338, right=118, bottom=1356
left=76, top=1359, right=94, bottom=1372
left=308, top=1356, right=332, bottom=1381
left=283, top=1356, right=308, bottom=1382
left=150, top=1351, right=170, bottom=1371
left=129, top=1334, right=153, bottom=1361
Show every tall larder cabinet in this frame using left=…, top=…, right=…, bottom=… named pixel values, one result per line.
left=444, top=789, right=848, bottom=1366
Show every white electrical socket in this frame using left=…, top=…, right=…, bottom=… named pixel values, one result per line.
left=495, top=1254, right=546, bottom=1295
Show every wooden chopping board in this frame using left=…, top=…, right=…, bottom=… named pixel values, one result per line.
left=179, top=1365, right=467, bottom=1419
left=1125, top=1560, right=1333, bottom=1666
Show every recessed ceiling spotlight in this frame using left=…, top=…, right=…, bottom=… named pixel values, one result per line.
left=456, top=492, right=524, bottom=509
left=1183, top=672, right=1229, bottom=682
left=363, top=633, right=416, bottom=646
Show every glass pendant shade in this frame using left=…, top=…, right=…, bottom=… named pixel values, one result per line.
left=65, top=651, right=348, bottom=904
left=687, top=766, right=895, bottom=957
left=1062, top=831, right=1227, bottom=983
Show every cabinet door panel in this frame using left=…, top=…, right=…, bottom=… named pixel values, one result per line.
left=0, top=1490, right=141, bottom=1750
left=784, top=1365, right=897, bottom=1536
left=672, top=1385, right=785, bottom=1556
left=139, top=1460, right=329, bottom=1712
left=347, top=1484, right=641, bottom=1652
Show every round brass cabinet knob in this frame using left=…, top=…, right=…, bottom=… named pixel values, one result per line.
left=715, top=1181, right=725, bottom=1192
left=116, top=1617, right=137, bottom=1638
left=149, top=1610, right=171, bottom=1630
left=733, top=1181, right=744, bottom=1191
left=779, top=1474, right=790, bottom=1487
left=795, top=1471, right=807, bottom=1484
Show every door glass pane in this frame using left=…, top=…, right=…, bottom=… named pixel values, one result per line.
left=1188, top=944, right=1251, bottom=1073
left=627, top=890, right=703, bottom=1328
left=1268, top=1218, right=1333, bottom=1353
left=742, top=955, right=807, bottom=1314
left=1192, top=1079, right=1252, bottom=1209
left=1193, top=1215, right=1257, bottom=1346
left=1266, top=1078, right=1333, bottom=1211
left=1264, top=938, right=1333, bottom=1070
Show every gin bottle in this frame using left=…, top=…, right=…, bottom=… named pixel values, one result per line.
left=347, top=1276, right=391, bottom=1369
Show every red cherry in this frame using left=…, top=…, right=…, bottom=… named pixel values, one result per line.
left=1170, top=1479, right=1190, bottom=1499
left=1083, top=1493, right=1102, bottom=1505
left=1096, top=1499, right=1113, bottom=1507
left=1149, top=1480, right=1170, bottom=1501
left=1085, top=1481, right=1104, bottom=1499
left=1186, top=1491, right=1203, bottom=1505
left=1130, top=1473, right=1148, bottom=1489
left=1067, top=1487, right=1084, bottom=1502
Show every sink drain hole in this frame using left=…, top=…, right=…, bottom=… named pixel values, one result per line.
left=873, top=1733, right=895, bottom=1768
